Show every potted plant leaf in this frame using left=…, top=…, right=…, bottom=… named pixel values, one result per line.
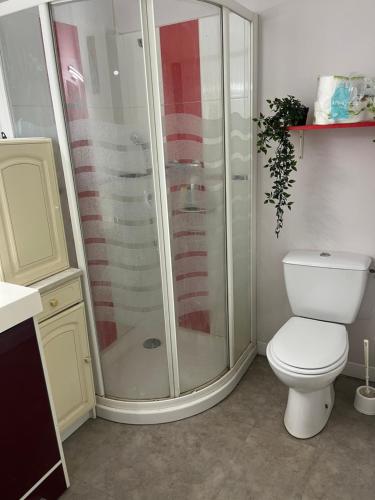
left=254, top=96, right=308, bottom=237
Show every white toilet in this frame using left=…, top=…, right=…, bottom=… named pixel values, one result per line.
left=267, top=250, right=371, bottom=439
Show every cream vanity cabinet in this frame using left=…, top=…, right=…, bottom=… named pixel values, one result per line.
left=0, top=138, right=69, bottom=285
left=32, top=269, right=95, bottom=436
left=0, top=138, right=95, bottom=437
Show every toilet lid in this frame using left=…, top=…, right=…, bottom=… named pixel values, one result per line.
left=271, top=317, right=348, bottom=370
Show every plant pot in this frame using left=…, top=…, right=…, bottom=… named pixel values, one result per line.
left=293, top=107, right=309, bottom=126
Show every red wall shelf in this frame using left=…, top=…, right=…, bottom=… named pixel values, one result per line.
left=288, top=121, right=375, bottom=158
left=288, top=121, right=375, bottom=131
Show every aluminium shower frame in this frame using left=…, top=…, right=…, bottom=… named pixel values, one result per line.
left=0, top=0, right=258, bottom=424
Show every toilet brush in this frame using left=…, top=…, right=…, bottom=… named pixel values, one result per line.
left=364, top=339, right=370, bottom=395
left=354, top=339, right=375, bottom=415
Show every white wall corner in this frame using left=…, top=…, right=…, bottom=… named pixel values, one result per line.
left=257, top=340, right=267, bottom=356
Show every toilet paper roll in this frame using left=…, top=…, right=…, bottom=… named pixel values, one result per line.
left=316, top=76, right=338, bottom=103
left=314, top=101, right=330, bottom=125
left=314, top=76, right=341, bottom=124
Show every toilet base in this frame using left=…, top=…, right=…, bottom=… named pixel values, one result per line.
left=284, top=384, right=334, bottom=439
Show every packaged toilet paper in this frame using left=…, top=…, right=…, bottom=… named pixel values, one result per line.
left=314, top=75, right=375, bottom=124
left=364, top=77, right=375, bottom=120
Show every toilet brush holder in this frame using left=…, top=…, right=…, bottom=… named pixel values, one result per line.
left=354, top=338, right=375, bottom=415
left=354, top=386, right=375, bottom=415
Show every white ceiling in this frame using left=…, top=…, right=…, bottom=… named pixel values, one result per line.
left=236, top=0, right=289, bottom=13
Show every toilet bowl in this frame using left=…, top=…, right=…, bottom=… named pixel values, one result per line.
left=267, top=317, right=348, bottom=439
left=266, top=250, right=371, bottom=439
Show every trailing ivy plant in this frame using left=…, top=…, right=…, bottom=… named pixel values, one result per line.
left=254, top=96, right=308, bottom=237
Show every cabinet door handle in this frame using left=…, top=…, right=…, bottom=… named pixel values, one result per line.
left=49, top=298, right=59, bottom=307
left=84, top=356, right=91, bottom=364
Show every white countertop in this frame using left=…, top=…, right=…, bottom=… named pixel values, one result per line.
left=0, top=282, right=42, bottom=333
left=30, top=267, right=82, bottom=294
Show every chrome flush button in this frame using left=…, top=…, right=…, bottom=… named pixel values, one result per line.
left=320, top=252, right=331, bottom=257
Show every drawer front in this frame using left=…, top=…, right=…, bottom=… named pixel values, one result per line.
left=38, top=278, right=82, bottom=323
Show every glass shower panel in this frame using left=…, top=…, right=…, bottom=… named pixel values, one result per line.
left=154, top=0, right=228, bottom=393
left=229, top=13, right=253, bottom=363
left=0, top=8, right=55, bottom=138
left=0, top=7, right=76, bottom=264
left=52, top=0, right=170, bottom=400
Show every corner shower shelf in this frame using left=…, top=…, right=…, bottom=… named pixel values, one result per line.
left=288, top=121, right=375, bottom=158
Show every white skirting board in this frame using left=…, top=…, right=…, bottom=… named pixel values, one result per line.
left=61, top=411, right=94, bottom=442
left=257, top=341, right=375, bottom=382
left=342, top=361, right=375, bottom=382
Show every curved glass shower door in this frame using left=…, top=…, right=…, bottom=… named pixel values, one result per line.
left=154, top=0, right=229, bottom=393
left=228, top=12, right=254, bottom=363
left=51, top=0, right=254, bottom=403
left=52, top=0, right=171, bottom=400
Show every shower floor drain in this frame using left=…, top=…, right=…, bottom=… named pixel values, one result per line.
left=143, top=338, right=162, bottom=349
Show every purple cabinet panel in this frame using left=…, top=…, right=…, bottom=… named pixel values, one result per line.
left=0, top=318, right=67, bottom=499
left=25, top=465, right=67, bottom=499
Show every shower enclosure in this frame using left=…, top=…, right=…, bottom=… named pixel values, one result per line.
left=0, top=0, right=257, bottom=423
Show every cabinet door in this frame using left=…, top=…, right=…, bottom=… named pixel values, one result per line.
left=0, top=138, right=69, bottom=285
left=39, top=303, right=95, bottom=433
left=0, top=318, right=64, bottom=499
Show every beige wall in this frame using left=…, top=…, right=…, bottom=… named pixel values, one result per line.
left=255, top=0, right=375, bottom=371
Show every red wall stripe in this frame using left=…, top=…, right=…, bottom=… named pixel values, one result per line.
left=71, top=139, right=92, bottom=148
left=174, top=251, right=207, bottom=261
left=78, top=190, right=99, bottom=198
left=159, top=20, right=202, bottom=118
left=81, top=214, right=103, bottom=222
left=54, top=21, right=88, bottom=122
left=88, top=260, right=109, bottom=266
left=173, top=230, right=206, bottom=238
left=85, top=237, right=106, bottom=244
left=166, top=133, right=203, bottom=143
left=160, top=19, right=210, bottom=334
left=179, top=311, right=210, bottom=334
left=94, top=301, right=114, bottom=308
left=55, top=21, right=118, bottom=349
left=75, top=165, right=96, bottom=174
left=96, top=321, right=117, bottom=350
left=91, top=281, right=112, bottom=287
left=176, top=271, right=208, bottom=281
left=177, top=291, right=209, bottom=302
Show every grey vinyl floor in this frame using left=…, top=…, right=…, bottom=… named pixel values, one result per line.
left=61, top=356, right=375, bottom=500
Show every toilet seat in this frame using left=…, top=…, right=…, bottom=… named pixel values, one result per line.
left=269, top=344, right=348, bottom=376
left=269, top=317, right=348, bottom=375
